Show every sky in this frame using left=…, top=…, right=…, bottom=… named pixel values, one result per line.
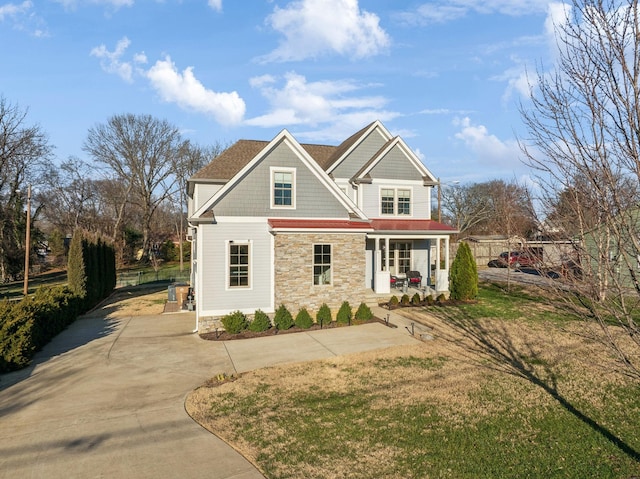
left=0, top=0, right=568, bottom=186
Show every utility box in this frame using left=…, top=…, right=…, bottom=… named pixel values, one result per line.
left=167, top=284, right=177, bottom=302
left=175, top=284, right=190, bottom=307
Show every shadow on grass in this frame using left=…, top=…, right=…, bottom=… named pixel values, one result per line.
left=425, top=309, right=640, bottom=462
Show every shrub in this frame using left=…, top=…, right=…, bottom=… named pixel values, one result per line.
left=221, top=311, right=248, bottom=334
left=411, top=293, right=421, bottom=305
left=336, top=301, right=352, bottom=325
left=274, top=304, right=294, bottom=330
left=249, top=310, right=271, bottom=332
left=437, top=293, right=447, bottom=303
left=425, top=295, right=435, bottom=305
left=450, top=241, right=478, bottom=301
left=316, top=303, right=332, bottom=327
left=389, top=295, right=399, bottom=308
left=295, top=308, right=313, bottom=329
left=354, top=302, right=373, bottom=321
left=401, top=294, right=411, bottom=305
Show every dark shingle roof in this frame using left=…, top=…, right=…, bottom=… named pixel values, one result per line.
left=190, top=140, right=269, bottom=182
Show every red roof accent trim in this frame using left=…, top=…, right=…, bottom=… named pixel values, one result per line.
left=268, top=219, right=372, bottom=230
left=370, top=219, right=457, bottom=232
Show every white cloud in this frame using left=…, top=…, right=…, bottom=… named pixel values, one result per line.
left=146, top=56, right=245, bottom=126
left=454, top=117, right=521, bottom=167
left=246, top=71, right=394, bottom=133
left=545, top=2, right=571, bottom=38
left=90, top=37, right=142, bottom=82
left=396, top=0, right=550, bottom=25
left=260, top=0, right=390, bottom=62
left=492, top=61, right=534, bottom=103
left=54, top=0, right=133, bottom=9
left=208, top=0, right=222, bottom=12
left=0, top=0, right=31, bottom=20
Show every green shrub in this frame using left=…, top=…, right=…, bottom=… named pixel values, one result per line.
left=295, top=308, right=313, bottom=329
left=274, top=304, right=294, bottom=330
left=450, top=241, right=478, bottom=301
left=316, top=303, right=332, bottom=327
left=354, top=302, right=373, bottom=321
left=401, top=294, right=410, bottom=305
left=437, top=293, right=447, bottom=303
left=336, top=301, right=352, bottom=325
left=425, top=295, right=435, bottom=305
left=249, top=310, right=271, bottom=332
left=389, top=295, right=399, bottom=307
left=221, top=311, right=248, bottom=334
left=411, top=293, right=421, bottom=305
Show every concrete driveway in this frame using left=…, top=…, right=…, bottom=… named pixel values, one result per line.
left=0, top=305, right=418, bottom=478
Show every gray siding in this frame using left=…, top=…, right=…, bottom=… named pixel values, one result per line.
left=212, top=141, right=348, bottom=218
left=193, top=183, right=221, bottom=212
left=369, top=145, right=424, bottom=181
left=199, top=221, right=272, bottom=314
left=332, top=129, right=388, bottom=179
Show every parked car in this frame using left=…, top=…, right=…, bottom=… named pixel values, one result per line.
left=488, top=251, right=541, bottom=269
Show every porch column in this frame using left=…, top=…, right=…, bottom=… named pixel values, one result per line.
left=374, top=237, right=390, bottom=294
left=436, top=236, right=451, bottom=294
left=384, top=237, right=390, bottom=271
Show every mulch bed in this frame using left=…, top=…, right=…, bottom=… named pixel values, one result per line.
left=199, top=317, right=395, bottom=341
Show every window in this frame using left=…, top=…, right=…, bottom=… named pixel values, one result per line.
left=397, top=189, right=411, bottom=215
left=313, top=244, right=331, bottom=285
left=380, top=188, right=411, bottom=216
left=271, top=168, right=295, bottom=208
left=381, top=189, right=395, bottom=214
left=229, top=243, right=250, bottom=288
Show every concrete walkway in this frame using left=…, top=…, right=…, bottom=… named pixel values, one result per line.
left=0, top=306, right=419, bottom=479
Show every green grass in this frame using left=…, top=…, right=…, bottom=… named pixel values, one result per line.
left=194, top=281, right=640, bottom=479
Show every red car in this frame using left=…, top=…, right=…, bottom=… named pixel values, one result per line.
left=488, top=251, right=541, bottom=269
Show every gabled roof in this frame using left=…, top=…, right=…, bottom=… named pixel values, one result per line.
left=325, top=120, right=392, bottom=174
left=351, top=136, right=437, bottom=184
left=190, top=129, right=367, bottom=221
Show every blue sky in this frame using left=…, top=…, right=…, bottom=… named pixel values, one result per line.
left=1, top=0, right=566, bottom=185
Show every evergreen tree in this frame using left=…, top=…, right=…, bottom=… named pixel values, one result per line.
left=450, top=242, right=478, bottom=301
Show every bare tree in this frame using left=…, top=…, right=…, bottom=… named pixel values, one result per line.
left=442, top=180, right=536, bottom=238
left=520, top=0, right=640, bottom=378
left=84, top=114, right=183, bottom=260
left=0, top=97, right=51, bottom=281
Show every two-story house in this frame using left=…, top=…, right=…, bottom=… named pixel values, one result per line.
left=187, top=121, right=457, bottom=331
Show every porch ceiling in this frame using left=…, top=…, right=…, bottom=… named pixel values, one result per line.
left=370, top=219, right=457, bottom=234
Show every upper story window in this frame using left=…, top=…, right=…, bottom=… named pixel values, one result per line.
left=380, top=187, right=412, bottom=216
left=271, top=167, right=296, bottom=208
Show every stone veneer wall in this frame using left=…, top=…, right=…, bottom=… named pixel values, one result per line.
left=274, top=232, right=368, bottom=316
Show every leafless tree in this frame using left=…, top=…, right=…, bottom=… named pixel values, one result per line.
left=84, top=114, right=183, bottom=260
left=520, top=0, right=640, bottom=379
left=0, top=97, right=51, bottom=281
left=442, top=180, right=536, bottom=238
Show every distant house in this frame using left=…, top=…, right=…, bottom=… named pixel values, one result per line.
left=187, top=121, right=457, bottom=331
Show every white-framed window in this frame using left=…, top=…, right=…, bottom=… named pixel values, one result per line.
left=271, top=167, right=296, bottom=209
left=228, top=242, right=250, bottom=288
left=313, top=244, right=332, bottom=285
left=380, top=187, right=412, bottom=216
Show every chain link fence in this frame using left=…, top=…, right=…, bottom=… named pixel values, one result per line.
left=116, top=267, right=190, bottom=288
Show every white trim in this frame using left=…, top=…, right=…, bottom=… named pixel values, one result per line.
left=271, top=228, right=373, bottom=234
left=225, top=240, right=253, bottom=291
left=370, top=178, right=423, bottom=186
left=270, top=166, right=296, bottom=210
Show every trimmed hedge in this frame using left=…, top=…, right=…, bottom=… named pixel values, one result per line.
left=249, top=310, right=272, bottom=332
left=295, top=308, right=313, bottom=329
left=355, top=303, right=373, bottom=321
left=316, top=303, right=332, bottom=327
left=274, top=304, right=294, bottom=330
left=336, top=301, right=352, bottom=325
left=221, top=311, right=249, bottom=334
left=0, top=286, right=84, bottom=373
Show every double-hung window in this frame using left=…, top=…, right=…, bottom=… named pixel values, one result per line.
left=229, top=242, right=250, bottom=288
left=380, top=188, right=411, bottom=216
left=313, top=244, right=332, bottom=285
left=271, top=167, right=296, bottom=208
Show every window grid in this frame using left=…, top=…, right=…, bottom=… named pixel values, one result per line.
left=381, top=189, right=395, bottom=215
left=273, top=171, right=293, bottom=206
left=313, top=244, right=331, bottom=285
left=397, top=189, right=411, bottom=215
left=229, top=243, right=249, bottom=287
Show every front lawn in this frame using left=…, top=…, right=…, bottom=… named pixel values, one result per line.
left=186, top=282, right=640, bottom=479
